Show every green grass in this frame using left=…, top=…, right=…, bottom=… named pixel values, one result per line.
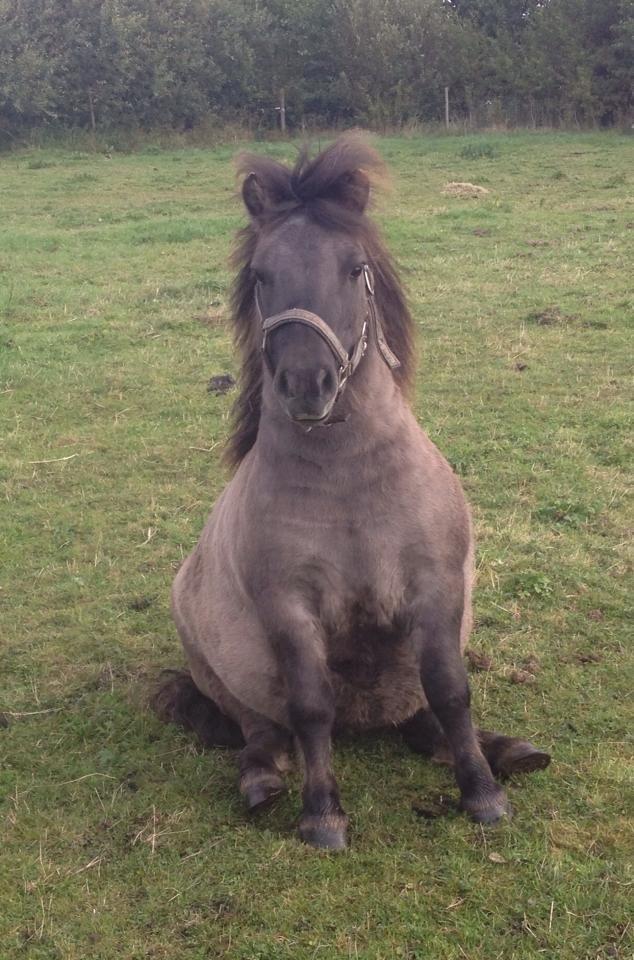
left=1, top=131, right=632, bottom=959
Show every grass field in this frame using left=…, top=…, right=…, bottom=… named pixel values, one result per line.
left=1, top=131, right=632, bottom=959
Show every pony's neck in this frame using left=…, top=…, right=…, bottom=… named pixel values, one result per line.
left=255, top=343, right=409, bottom=463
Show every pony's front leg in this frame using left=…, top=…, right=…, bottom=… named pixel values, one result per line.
left=414, top=596, right=510, bottom=824
left=272, top=609, right=348, bottom=850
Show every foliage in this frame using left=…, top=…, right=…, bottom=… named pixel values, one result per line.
left=0, top=131, right=632, bottom=957
left=459, top=140, right=499, bottom=158
left=0, top=0, right=631, bottom=137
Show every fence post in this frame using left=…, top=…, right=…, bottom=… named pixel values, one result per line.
left=444, top=86, right=449, bottom=129
left=88, top=87, right=96, bottom=132
left=279, top=89, right=286, bottom=133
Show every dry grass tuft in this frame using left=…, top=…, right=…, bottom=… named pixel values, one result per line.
left=442, top=181, right=490, bottom=198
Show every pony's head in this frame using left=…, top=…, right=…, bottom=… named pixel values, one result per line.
left=228, top=135, right=414, bottom=463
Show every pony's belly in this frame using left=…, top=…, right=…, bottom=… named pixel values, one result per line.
left=327, top=629, right=424, bottom=730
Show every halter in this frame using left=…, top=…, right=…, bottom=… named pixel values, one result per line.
left=258, top=265, right=400, bottom=403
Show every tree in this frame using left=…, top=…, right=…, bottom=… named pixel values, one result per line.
left=0, top=0, right=630, bottom=136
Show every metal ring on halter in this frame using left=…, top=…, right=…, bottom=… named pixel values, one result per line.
left=363, top=263, right=374, bottom=296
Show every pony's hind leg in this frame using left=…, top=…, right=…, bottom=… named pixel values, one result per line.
left=152, top=671, right=290, bottom=810
left=239, top=712, right=292, bottom=812
left=475, top=730, right=551, bottom=779
left=400, top=708, right=551, bottom=779
left=152, top=670, right=244, bottom=748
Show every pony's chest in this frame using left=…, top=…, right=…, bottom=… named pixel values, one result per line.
left=313, top=524, right=408, bottom=624
left=317, top=542, right=414, bottom=688
left=323, top=594, right=422, bottom=730
left=324, top=592, right=411, bottom=663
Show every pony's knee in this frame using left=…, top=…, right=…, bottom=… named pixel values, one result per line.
left=289, top=699, right=335, bottom=736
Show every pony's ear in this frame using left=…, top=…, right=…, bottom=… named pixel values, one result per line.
left=242, top=172, right=268, bottom=220
left=326, top=170, right=371, bottom=214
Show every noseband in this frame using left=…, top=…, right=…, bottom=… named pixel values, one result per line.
left=258, top=265, right=400, bottom=402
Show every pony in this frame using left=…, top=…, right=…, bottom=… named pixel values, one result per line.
left=155, top=135, right=549, bottom=849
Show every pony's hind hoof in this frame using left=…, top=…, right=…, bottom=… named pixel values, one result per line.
left=496, top=745, right=551, bottom=779
left=241, top=771, right=286, bottom=812
left=461, top=787, right=511, bottom=825
left=299, top=814, right=348, bottom=851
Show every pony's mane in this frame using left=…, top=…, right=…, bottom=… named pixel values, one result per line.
left=225, top=133, right=415, bottom=469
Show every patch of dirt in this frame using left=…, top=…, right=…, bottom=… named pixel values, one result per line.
left=466, top=648, right=493, bottom=672
left=412, top=792, right=456, bottom=819
left=207, top=373, right=236, bottom=395
left=574, top=651, right=603, bottom=665
left=128, top=595, right=154, bottom=611
left=442, top=181, right=490, bottom=198
left=522, top=655, right=541, bottom=674
left=587, top=609, right=604, bottom=621
left=526, top=306, right=578, bottom=326
left=508, top=668, right=537, bottom=685
left=123, top=771, right=140, bottom=792
left=472, top=227, right=491, bottom=236
left=514, top=362, right=528, bottom=372
left=526, top=238, right=550, bottom=247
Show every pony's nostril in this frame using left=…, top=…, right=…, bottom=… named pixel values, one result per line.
left=316, top=368, right=335, bottom=395
left=278, top=370, right=295, bottom=399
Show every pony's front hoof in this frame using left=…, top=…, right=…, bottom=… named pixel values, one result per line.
left=241, top=771, right=286, bottom=812
left=460, top=787, right=511, bottom=825
left=299, top=813, right=348, bottom=850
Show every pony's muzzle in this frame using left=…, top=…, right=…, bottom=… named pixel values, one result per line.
left=275, top=365, right=338, bottom=422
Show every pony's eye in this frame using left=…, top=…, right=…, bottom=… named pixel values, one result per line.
left=350, top=264, right=364, bottom=279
